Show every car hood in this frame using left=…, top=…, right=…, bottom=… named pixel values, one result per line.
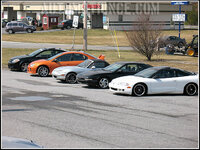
left=53, top=66, right=86, bottom=72
left=111, top=75, right=147, bottom=84
left=77, top=69, right=112, bottom=78
left=10, top=55, right=31, bottom=61
left=30, top=59, right=47, bottom=64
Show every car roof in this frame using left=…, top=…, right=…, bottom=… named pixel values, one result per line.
left=90, top=59, right=108, bottom=63
left=41, top=47, right=67, bottom=51
left=114, top=61, right=151, bottom=65
left=150, top=66, right=187, bottom=71
left=59, top=51, right=97, bottom=58
left=150, top=66, right=194, bottom=73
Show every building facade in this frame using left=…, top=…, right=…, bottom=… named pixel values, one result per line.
left=1, top=0, right=195, bottom=30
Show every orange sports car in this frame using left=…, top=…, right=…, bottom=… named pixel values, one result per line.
left=27, top=51, right=105, bottom=77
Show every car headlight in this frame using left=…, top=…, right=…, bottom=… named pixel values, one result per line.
left=12, top=59, right=20, bottom=63
left=30, top=64, right=35, bottom=67
left=118, top=82, right=130, bottom=86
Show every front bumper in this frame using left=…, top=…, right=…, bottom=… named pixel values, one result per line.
left=57, top=24, right=64, bottom=28
left=52, top=73, right=66, bottom=80
left=109, top=84, right=132, bottom=95
left=8, top=62, right=20, bottom=70
left=27, top=66, right=37, bottom=75
left=77, top=77, right=98, bottom=86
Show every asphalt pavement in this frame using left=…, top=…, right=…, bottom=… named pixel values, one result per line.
left=2, top=68, right=198, bottom=148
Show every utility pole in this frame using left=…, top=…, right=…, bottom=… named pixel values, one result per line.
left=83, top=1, right=87, bottom=51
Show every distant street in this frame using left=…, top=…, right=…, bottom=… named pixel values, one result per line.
left=2, top=41, right=133, bottom=51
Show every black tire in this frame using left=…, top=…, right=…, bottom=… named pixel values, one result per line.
left=65, top=73, right=77, bottom=84
left=178, top=42, right=184, bottom=48
left=37, top=66, right=49, bottom=77
left=20, top=62, right=29, bottom=72
left=98, top=77, right=109, bottom=89
left=27, top=29, right=32, bottom=33
left=184, top=83, right=198, bottom=96
left=132, top=83, right=147, bottom=97
left=61, top=27, right=64, bottom=30
left=66, top=26, right=71, bottom=29
left=8, top=29, right=14, bottom=34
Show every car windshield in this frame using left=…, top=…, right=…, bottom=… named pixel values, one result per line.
left=47, top=52, right=63, bottom=60
left=134, top=67, right=159, bottom=78
left=29, top=49, right=43, bottom=56
left=103, top=63, right=123, bottom=72
left=77, top=59, right=93, bottom=68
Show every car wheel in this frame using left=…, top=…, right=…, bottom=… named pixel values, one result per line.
left=66, top=26, right=71, bottom=29
left=8, top=29, right=14, bottom=34
left=27, top=29, right=32, bottom=33
left=186, top=48, right=195, bottom=57
left=20, top=62, right=29, bottom=72
left=98, top=77, right=109, bottom=89
left=132, top=83, right=146, bottom=96
left=61, top=27, right=64, bottom=30
left=178, top=42, right=184, bottom=48
left=66, top=73, right=77, bottom=84
left=37, top=66, right=49, bottom=77
left=184, top=83, right=198, bottom=96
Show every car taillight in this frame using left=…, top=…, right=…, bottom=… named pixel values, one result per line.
left=62, top=22, right=64, bottom=25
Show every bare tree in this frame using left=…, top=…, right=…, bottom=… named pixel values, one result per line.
left=125, top=14, right=162, bottom=61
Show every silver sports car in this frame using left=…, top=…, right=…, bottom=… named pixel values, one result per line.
left=52, top=59, right=109, bottom=83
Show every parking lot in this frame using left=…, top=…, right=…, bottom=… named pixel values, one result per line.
left=2, top=68, right=198, bottom=148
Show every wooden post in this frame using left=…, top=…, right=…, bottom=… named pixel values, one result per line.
left=83, top=1, right=87, bottom=51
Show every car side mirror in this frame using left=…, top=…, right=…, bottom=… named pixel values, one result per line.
left=91, top=66, right=96, bottom=69
left=153, top=75, right=159, bottom=79
left=52, top=59, right=59, bottom=62
left=117, top=70, right=123, bottom=73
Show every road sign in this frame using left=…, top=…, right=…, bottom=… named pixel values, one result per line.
left=172, top=14, right=186, bottom=22
left=72, top=15, right=79, bottom=28
left=171, top=1, right=189, bottom=5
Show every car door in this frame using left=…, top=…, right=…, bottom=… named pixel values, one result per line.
left=50, top=53, right=73, bottom=70
left=149, top=69, right=177, bottom=94
left=71, top=53, right=88, bottom=66
left=12, top=23, right=18, bottom=32
left=18, top=23, right=24, bottom=31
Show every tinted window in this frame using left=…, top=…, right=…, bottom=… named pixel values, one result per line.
left=12, top=23, right=18, bottom=26
left=72, top=54, right=87, bottom=61
left=29, top=49, right=43, bottom=56
left=7, top=23, right=12, bottom=26
left=118, top=64, right=139, bottom=72
left=92, top=62, right=107, bottom=68
left=135, top=67, right=158, bottom=78
left=104, top=63, right=123, bottom=72
left=176, top=69, right=193, bottom=77
left=154, top=69, right=176, bottom=79
left=36, top=50, right=52, bottom=58
left=19, top=23, right=23, bottom=26
left=56, top=54, right=72, bottom=61
left=78, top=59, right=93, bottom=68
left=169, top=36, right=176, bottom=40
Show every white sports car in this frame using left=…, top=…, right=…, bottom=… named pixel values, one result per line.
left=109, top=66, right=198, bottom=96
